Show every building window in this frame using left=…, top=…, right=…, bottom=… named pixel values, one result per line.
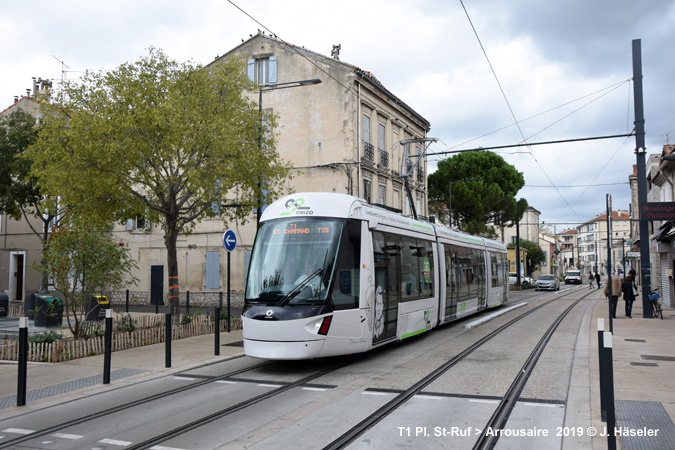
left=205, top=252, right=220, bottom=289
left=362, top=114, right=373, bottom=161
left=379, top=184, right=386, bottom=205
left=247, top=56, right=277, bottom=85
left=378, top=123, right=388, bottom=167
left=126, top=216, right=149, bottom=231
left=363, top=114, right=371, bottom=144
left=364, top=179, right=371, bottom=203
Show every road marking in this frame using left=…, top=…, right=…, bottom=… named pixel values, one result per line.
left=302, top=387, right=330, bottom=392
left=99, top=438, right=133, bottom=446
left=215, top=380, right=238, bottom=384
left=464, top=302, right=528, bottom=329
left=150, top=446, right=186, bottom=450
left=172, top=377, right=196, bottom=381
left=52, top=433, right=84, bottom=440
left=2, top=428, right=34, bottom=435
left=469, top=399, right=499, bottom=404
left=362, top=391, right=390, bottom=396
left=257, top=384, right=282, bottom=388
left=415, top=394, right=444, bottom=400
left=521, top=402, right=562, bottom=408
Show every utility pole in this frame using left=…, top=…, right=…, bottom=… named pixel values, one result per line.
left=632, top=39, right=651, bottom=318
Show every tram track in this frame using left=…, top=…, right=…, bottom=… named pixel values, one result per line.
left=0, top=357, right=275, bottom=449
left=0, top=287, right=588, bottom=449
left=121, top=288, right=585, bottom=449
left=0, top=346, right=377, bottom=449
left=323, top=288, right=591, bottom=450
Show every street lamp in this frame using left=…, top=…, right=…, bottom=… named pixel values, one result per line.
left=256, top=78, right=322, bottom=228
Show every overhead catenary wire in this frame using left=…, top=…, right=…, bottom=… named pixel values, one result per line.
left=228, top=0, right=634, bottom=224
left=458, top=0, right=584, bottom=222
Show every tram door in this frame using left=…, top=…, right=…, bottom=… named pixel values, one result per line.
left=372, top=232, right=399, bottom=343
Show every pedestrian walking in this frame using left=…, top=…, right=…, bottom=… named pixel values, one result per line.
left=604, top=272, right=621, bottom=318
left=621, top=274, right=638, bottom=318
left=595, top=272, right=601, bottom=288
left=588, top=273, right=594, bottom=289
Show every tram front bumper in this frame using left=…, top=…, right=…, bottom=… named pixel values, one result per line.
left=242, top=316, right=327, bottom=360
left=243, top=338, right=325, bottom=360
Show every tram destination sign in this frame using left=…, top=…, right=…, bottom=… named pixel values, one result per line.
left=641, top=202, right=675, bottom=221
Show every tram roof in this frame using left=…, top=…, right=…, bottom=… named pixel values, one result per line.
left=261, top=192, right=506, bottom=251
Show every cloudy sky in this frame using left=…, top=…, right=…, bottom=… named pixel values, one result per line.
left=2, top=0, right=673, bottom=231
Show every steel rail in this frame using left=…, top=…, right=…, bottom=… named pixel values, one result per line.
left=472, top=296, right=586, bottom=449
left=322, top=290, right=585, bottom=450
left=0, top=358, right=274, bottom=449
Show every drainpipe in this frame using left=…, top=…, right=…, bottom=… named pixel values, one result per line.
left=357, top=83, right=361, bottom=197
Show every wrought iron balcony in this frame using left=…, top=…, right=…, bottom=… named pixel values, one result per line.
left=417, top=168, right=425, bottom=183
left=363, top=142, right=374, bottom=161
left=379, top=150, right=389, bottom=168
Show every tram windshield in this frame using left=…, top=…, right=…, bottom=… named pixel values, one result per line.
left=246, top=218, right=345, bottom=305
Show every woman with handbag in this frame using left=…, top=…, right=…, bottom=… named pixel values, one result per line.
left=621, top=274, right=637, bottom=318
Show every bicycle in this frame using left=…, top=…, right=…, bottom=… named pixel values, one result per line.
left=648, top=288, right=664, bottom=320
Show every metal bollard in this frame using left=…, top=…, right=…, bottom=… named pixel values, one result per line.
left=215, top=307, right=221, bottom=356
left=165, top=313, right=171, bottom=368
left=125, top=289, right=130, bottom=313
left=603, top=331, right=616, bottom=450
left=597, top=318, right=606, bottom=422
left=103, top=309, right=113, bottom=384
left=186, top=291, right=190, bottom=314
left=17, top=317, right=28, bottom=406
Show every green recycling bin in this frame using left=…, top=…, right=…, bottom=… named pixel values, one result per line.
left=34, top=294, right=63, bottom=327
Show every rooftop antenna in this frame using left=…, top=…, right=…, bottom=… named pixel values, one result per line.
left=662, top=131, right=673, bottom=145
left=52, top=55, right=72, bottom=83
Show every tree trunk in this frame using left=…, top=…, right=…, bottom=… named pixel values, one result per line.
left=165, top=223, right=180, bottom=320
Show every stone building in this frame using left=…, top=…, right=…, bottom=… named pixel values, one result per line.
left=108, top=33, right=432, bottom=308
left=0, top=80, right=52, bottom=304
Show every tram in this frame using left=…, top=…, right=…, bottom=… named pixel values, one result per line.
left=242, top=192, right=509, bottom=360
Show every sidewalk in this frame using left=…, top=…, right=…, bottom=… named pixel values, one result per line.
left=588, top=289, right=675, bottom=450
left=0, top=328, right=244, bottom=412
left=1, top=292, right=674, bottom=450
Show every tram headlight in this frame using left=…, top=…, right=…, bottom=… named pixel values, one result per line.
left=306, top=315, right=333, bottom=336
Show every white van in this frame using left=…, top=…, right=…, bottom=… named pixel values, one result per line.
left=564, top=270, right=582, bottom=284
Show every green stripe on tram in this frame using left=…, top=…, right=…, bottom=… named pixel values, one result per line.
left=401, top=328, right=428, bottom=339
left=412, top=223, right=433, bottom=231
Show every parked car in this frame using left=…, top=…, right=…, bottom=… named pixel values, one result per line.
left=535, top=274, right=560, bottom=291
left=509, top=272, right=534, bottom=285
left=564, top=270, right=582, bottom=284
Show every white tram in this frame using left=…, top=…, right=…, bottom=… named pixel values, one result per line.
left=242, top=193, right=509, bottom=360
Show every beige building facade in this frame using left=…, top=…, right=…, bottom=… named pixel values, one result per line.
left=1, top=37, right=431, bottom=309
left=0, top=93, right=51, bottom=304
left=108, top=34, right=432, bottom=307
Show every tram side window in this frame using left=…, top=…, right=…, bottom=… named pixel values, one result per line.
left=475, top=250, right=485, bottom=291
left=420, top=239, right=434, bottom=298
left=451, top=245, right=470, bottom=302
left=491, top=254, right=498, bottom=288
left=400, top=236, right=434, bottom=301
left=445, top=246, right=457, bottom=315
left=490, top=252, right=507, bottom=287
left=331, top=220, right=361, bottom=310
left=400, top=236, right=419, bottom=302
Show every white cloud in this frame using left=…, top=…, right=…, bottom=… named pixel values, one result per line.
left=2, top=0, right=671, bottom=227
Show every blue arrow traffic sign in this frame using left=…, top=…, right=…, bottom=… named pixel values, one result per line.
left=223, top=230, right=237, bottom=252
